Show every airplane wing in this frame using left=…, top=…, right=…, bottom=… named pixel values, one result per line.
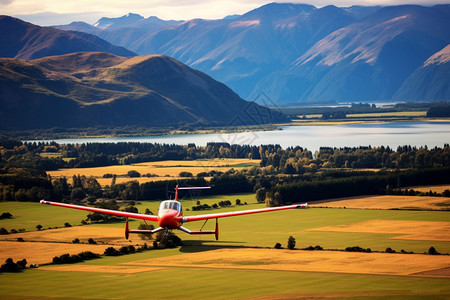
left=182, top=203, right=307, bottom=222
left=40, top=200, right=159, bottom=222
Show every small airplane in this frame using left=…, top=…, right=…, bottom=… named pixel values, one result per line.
left=40, top=186, right=307, bottom=240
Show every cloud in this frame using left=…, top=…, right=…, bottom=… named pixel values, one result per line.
left=0, top=0, right=14, bottom=5
left=4, top=0, right=450, bottom=26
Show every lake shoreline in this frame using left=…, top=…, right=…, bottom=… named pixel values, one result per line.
left=22, top=120, right=450, bottom=153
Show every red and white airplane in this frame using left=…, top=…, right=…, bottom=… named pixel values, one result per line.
left=40, top=186, right=307, bottom=240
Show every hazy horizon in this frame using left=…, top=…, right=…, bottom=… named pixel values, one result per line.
left=3, top=0, right=450, bottom=26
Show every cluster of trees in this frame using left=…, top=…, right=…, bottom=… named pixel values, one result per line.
left=191, top=199, right=238, bottom=211
left=427, top=103, right=450, bottom=117
left=4, top=142, right=262, bottom=170
left=0, top=258, right=28, bottom=273
left=52, top=251, right=100, bottom=264
left=260, top=145, right=450, bottom=172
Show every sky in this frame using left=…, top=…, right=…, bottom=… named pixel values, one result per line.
left=2, top=0, right=450, bottom=26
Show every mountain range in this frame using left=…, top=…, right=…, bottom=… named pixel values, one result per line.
left=0, top=52, right=286, bottom=130
left=55, top=3, right=450, bottom=104
left=0, top=15, right=135, bottom=59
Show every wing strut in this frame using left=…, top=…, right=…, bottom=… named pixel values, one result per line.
left=178, top=218, right=219, bottom=240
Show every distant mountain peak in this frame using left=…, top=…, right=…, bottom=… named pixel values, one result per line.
left=0, top=16, right=136, bottom=59
left=93, top=13, right=144, bottom=29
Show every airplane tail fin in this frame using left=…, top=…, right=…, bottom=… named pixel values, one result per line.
left=175, top=185, right=210, bottom=201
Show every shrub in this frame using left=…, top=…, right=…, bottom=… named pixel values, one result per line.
left=88, top=238, right=96, bottom=244
left=274, top=243, right=282, bottom=249
left=0, top=228, right=8, bottom=235
left=72, top=238, right=80, bottom=244
left=52, top=252, right=99, bottom=264
left=0, top=212, right=13, bottom=219
left=127, top=170, right=141, bottom=178
left=179, top=171, right=193, bottom=177
left=385, top=247, right=396, bottom=253
left=0, top=258, right=21, bottom=272
left=428, top=246, right=439, bottom=255
left=287, top=236, right=296, bottom=250
left=104, top=247, right=120, bottom=256
left=345, top=246, right=371, bottom=253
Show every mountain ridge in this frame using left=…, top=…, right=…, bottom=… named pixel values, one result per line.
left=0, top=15, right=136, bottom=60
left=59, top=3, right=448, bottom=104
left=0, top=52, right=287, bottom=130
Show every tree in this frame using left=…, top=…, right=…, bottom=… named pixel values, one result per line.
left=428, top=246, right=439, bottom=255
left=255, top=188, right=266, bottom=203
left=0, top=258, right=20, bottom=272
left=36, top=224, right=43, bottom=231
left=287, top=236, right=296, bottom=250
left=179, top=171, right=193, bottom=177
left=0, top=212, right=13, bottom=219
left=70, top=187, right=86, bottom=200
left=127, top=170, right=141, bottom=178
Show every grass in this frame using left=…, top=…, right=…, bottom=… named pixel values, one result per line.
left=309, top=195, right=450, bottom=210
left=0, top=196, right=449, bottom=299
left=0, top=202, right=87, bottom=231
left=2, top=196, right=449, bottom=253
left=0, top=257, right=449, bottom=299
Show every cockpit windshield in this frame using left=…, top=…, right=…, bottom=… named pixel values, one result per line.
left=159, top=200, right=182, bottom=212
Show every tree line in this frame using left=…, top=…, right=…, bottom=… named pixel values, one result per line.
left=1, top=139, right=449, bottom=206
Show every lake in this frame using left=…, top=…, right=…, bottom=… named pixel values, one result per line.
left=33, top=121, right=450, bottom=151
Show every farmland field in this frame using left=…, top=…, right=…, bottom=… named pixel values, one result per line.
left=47, top=158, right=259, bottom=186
left=411, top=184, right=450, bottom=194
left=0, top=194, right=449, bottom=299
left=308, top=195, right=450, bottom=210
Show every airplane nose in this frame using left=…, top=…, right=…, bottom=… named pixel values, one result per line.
left=158, top=210, right=180, bottom=229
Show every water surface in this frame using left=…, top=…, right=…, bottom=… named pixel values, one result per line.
left=32, top=121, right=450, bottom=151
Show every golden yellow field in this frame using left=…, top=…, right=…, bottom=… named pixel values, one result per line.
left=308, top=220, right=450, bottom=241
left=0, top=241, right=110, bottom=266
left=124, top=248, right=450, bottom=277
left=0, top=226, right=143, bottom=265
left=0, top=226, right=135, bottom=245
left=308, top=195, right=450, bottom=210
left=47, top=158, right=259, bottom=186
left=411, top=184, right=450, bottom=193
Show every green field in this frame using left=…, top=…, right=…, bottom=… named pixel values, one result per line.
left=0, top=202, right=87, bottom=231
left=2, top=195, right=449, bottom=253
left=0, top=196, right=449, bottom=299
left=1, top=261, right=449, bottom=299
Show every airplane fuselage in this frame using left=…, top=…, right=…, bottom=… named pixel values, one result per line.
left=157, top=200, right=183, bottom=229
